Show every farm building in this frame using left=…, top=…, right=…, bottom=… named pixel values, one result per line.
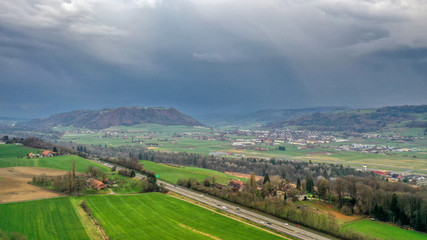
left=372, top=170, right=391, bottom=176
left=227, top=180, right=244, bottom=192
left=28, top=152, right=34, bottom=158
left=90, top=179, right=106, bottom=190
left=41, top=151, right=54, bottom=157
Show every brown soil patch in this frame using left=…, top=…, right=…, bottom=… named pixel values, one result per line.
left=305, top=152, right=331, bottom=155
left=147, top=147, right=158, bottom=150
left=225, top=172, right=263, bottom=181
left=225, top=149, right=244, bottom=153
left=301, top=201, right=363, bottom=223
left=0, top=167, right=68, bottom=203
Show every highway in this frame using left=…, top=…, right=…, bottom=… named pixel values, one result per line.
left=159, top=181, right=331, bottom=240
left=96, top=160, right=331, bottom=240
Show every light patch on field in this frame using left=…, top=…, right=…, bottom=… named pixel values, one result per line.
left=225, top=149, right=244, bottom=153
left=225, top=172, right=262, bottom=181
left=147, top=147, right=158, bottom=150
left=299, top=201, right=363, bottom=223
left=179, top=223, right=222, bottom=240
left=0, top=167, right=67, bottom=203
left=298, top=156, right=339, bottom=161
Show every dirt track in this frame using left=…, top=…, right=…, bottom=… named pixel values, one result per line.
left=0, top=167, right=68, bottom=203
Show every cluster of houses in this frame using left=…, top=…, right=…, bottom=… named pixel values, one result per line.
left=363, top=133, right=422, bottom=142
left=27, top=150, right=57, bottom=158
left=219, top=178, right=309, bottom=201
left=333, top=144, right=418, bottom=153
left=371, top=169, right=427, bottom=185
left=227, top=129, right=337, bottom=145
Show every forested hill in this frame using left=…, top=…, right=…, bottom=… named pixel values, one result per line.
left=198, top=107, right=347, bottom=127
left=27, top=107, right=204, bottom=129
left=273, top=105, right=427, bottom=132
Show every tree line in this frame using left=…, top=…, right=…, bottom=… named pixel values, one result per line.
left=176, top=174, right=377, bottom=240
left=63, top=142, right=370, bottom=182
left=31, top=162, right=89, bottom=196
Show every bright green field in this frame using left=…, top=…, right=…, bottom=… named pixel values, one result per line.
left=85, top=193, right=285, bottom=240
left=342, top=219, right=427, bottom=240
left=0, top=197, right=89, bottom=240
left=0, top=144, right=110, bottom=172
left=141, top=160, right=243, bottom=184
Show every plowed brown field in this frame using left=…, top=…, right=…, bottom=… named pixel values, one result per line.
left=0, top=167, right=68, bottom=203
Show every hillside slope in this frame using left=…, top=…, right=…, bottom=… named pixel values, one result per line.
left=27, top=107, right=203, bottom=130
left=198, top=107, right=347, bottom=127
left=280, top=105, right=427, bottom=133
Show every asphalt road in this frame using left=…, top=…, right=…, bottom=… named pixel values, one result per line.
left=96, top=160, right=331, bottom=240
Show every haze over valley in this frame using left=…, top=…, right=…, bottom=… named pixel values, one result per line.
left=1, top=1, right=427, bottom=240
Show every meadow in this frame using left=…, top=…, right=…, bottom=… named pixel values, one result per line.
left=0, top=197, right=89, bottom=240
left=342, top=219, right=427, bottom=240
left=85, top=193, right=286, bottom=240
left=296, top=201, right=427, bottom=239
left=0, top=144, right=110, bottom=172
left=141, top=160, right=243, bottom=184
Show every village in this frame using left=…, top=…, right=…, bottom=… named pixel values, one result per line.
left=55, top=125, right=424, bottom=161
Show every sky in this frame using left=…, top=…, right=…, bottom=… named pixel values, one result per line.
left=1, top=0, right=426, bottom=119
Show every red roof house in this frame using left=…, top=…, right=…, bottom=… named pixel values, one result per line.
left=91, top=179, right=106, bottom=190
left=227, top=180, right=244, bottom=192
left=42, top=151, right=54, bottom=157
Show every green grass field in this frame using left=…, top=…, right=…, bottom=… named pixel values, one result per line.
left=141, top=160, right=243, bottom=184
left=0, top=144, right=110, bottom=172
left=0, top=197, right=89, bottom=240
left=85, top=193, right=285, bottom=240
left=342, top=219, right=427, bottom=240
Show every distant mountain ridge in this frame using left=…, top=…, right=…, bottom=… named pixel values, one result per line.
left=27, top=107, right=204, bottom=129
left=276, top=105, right=427, bottom=132
left=198, top=106, right=348, bottom=127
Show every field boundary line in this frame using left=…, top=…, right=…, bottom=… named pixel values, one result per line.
left=81, top=203, right=109, bottom=240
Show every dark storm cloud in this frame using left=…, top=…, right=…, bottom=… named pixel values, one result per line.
left=0, top=0, right=426, bottom=118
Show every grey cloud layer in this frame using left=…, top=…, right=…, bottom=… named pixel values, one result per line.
left=0, top=0, right=426, bottom=118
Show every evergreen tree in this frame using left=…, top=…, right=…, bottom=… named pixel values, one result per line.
left=306, top=175, right=314, bottom=193
left=67, top=171, right=73, bottom=195
left=297, top=177, right=301, bottom=190
left=249, top=172, right=257, bottom=200
left=53, top=146, right=58, bottom=153
left=72, top=161, right=76, bottom=179
left=390, top=193, right=400, bottom=223
left=263, top=173, right=270, bottom=184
